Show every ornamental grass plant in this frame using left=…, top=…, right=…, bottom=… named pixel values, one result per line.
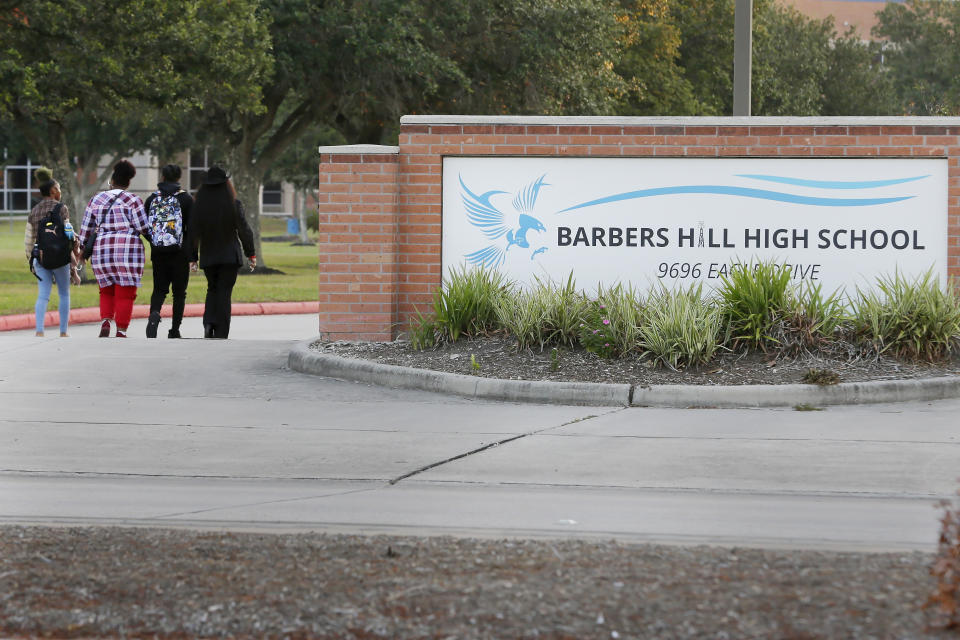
left=640, top=284, right=722, bottom=370
left=411, top=265, right=960, bottom=366
left=775, top=281, right=848, bottom=355
left=432, top=265, right=513, bottom=342
left=592, top=283, right=644, bottom=356
left=718, top=260, right=792, bottom=351
left=495, top=286, right=550, bottom=351
left=539, top=273, right=590, bottom=349
left=851, top=270, right=960, bottom=361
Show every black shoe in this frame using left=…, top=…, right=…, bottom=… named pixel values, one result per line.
left=204, top=324, right=215, bottom=339
left=167, top=328, right=181, bottom=339
left=146, top=311, right=161, bottom=338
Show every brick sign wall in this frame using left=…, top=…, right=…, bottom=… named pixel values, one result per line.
left=317, top=117, right=960, bottom=341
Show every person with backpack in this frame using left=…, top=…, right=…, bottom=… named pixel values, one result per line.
left=24, top=167, right=80, bottom=337
left=189, top=166, right=256, bottom=339
left=143, top=164, right=195, bottom=338
left=77, top=160, right=150, bottom=339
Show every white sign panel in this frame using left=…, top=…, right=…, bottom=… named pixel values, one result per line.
left=442, top=157, right=948, bottom=294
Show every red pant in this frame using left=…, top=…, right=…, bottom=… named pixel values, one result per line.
left=99, top=285, right=137, bottom=329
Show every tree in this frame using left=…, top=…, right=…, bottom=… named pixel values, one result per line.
left=197, top=0, right=624, bottom=270
left=612, top=0, right=701, bottom=115
left=874, top=0, right=960, bottom=115
left=671, top=0, right=893, bottom=116
left=0, top=0, right=270, bottom=223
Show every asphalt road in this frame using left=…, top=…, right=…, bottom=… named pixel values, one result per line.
left=1, top=319, right=958, bottom=552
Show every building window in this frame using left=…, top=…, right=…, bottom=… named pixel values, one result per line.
left=262, top=181, right=282, bottom=207
left=188, top=149, right=209, bottom=193
left=1, top=154, right=38, bottom=213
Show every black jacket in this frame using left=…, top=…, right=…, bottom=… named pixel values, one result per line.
left=144, top=182, right=196, bottom=260
left=191, top=198, right=256, bottom=269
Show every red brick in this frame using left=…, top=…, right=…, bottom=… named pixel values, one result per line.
left=588, top=146, right=624, bottom=155
left=748, top=126, right=782, bottom=136
left=558, top=125, right=592, bottom=135
left=590, top=126, right=623, bottom=135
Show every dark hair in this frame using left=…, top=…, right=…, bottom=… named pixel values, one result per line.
left=111, top=159, right=136, bottom=188
left=193, top=182, right=238, bottom=247
left=34, top=167, right=57, bottom=197
left=160, top=163, right=181, bottom=182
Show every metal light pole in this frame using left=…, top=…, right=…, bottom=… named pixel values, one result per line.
left=733, top=0, right=752, bottom=116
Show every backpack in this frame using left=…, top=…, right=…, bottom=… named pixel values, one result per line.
left=148, top=190, right=184, bottom=248
left=35, top=203, right=72, bottom=269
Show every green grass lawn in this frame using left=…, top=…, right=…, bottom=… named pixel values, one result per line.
left=0, top=216, right=318, bottom=315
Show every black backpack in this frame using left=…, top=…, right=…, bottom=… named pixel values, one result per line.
left=35, top=203, right=72, bottom=269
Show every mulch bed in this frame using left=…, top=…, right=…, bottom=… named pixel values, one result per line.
left=1, top=526, right=956, bottom=639
left=317, top=337, right=960, bottom=387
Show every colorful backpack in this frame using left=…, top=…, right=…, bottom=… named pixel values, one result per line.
left=148, top=190, right=184, bottom=248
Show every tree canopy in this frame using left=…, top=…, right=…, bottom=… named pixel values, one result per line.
left=5, top=0, right=957, bottom=262
left=196, top=0, right=625, bottom=267
left=874, top=0, right=960, bottom=115
left=0, top=0, right=270, bottom=218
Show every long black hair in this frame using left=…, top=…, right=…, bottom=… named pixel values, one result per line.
left=193, top=180, right=238, bottom=245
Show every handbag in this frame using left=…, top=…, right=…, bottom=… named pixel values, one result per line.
left=82, top=192, right=123, bottom=260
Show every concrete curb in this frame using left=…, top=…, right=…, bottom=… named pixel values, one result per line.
left=632, top=377, right=960, bottom=408
left=288, top=341, right=630, bottom=406
left=289, top=338, right=960, bottom=408
left=0, top=301, right=319, bottom=332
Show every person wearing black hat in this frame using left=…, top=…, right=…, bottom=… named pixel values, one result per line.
left=189, top=166, right=256, bottom=339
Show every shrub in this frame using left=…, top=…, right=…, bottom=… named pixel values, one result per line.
left=578, top=300, right=615, bottom=359
left=776, top=282, right=848, bottom=355
left=433, top=265, right=513, bottom=342
left=539, top=273, right=590, bottom=349
left=718, top=260, right=792, bottom=351
left=595, top=283, right=644, bottom=356
left=926, top=487, right=960, bottom=629
left=305, top=208, right=319, bottom=232
left=640, top=284, right=722, bottom=370
left=495, top=287, right=550, bottom=351
left=851, top=270, right=960, bottom=361
left=407, top=309, right=437, bottom=351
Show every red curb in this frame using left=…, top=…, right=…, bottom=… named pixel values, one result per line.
left=0, top=301, right=319, bottom=332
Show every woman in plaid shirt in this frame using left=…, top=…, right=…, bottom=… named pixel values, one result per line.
left=78, top=160, right=150, bottom=338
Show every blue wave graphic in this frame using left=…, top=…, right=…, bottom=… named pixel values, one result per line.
left=736, top=174, right=930, bottom=189
left=558, top=186, right=914, bottom=213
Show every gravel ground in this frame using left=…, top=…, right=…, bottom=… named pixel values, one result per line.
left=317, top=337, right=960, bottom=387
left=1, top=526, right=956, bottom=639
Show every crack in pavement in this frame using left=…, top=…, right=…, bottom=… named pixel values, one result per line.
left=388, top=407, right=625, bottom=485
left=149, top=485, right=384, bottom=520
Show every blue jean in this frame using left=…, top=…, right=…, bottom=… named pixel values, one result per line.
left=34, top=260, right=71, bottom=334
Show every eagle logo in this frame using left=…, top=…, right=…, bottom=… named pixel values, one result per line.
left=460, top=173, right=549, bottom=269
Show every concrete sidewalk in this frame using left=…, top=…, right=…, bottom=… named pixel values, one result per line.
left=2, top=331, right=958, bottom=551
left=1, top=312, right=318, bottom=340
